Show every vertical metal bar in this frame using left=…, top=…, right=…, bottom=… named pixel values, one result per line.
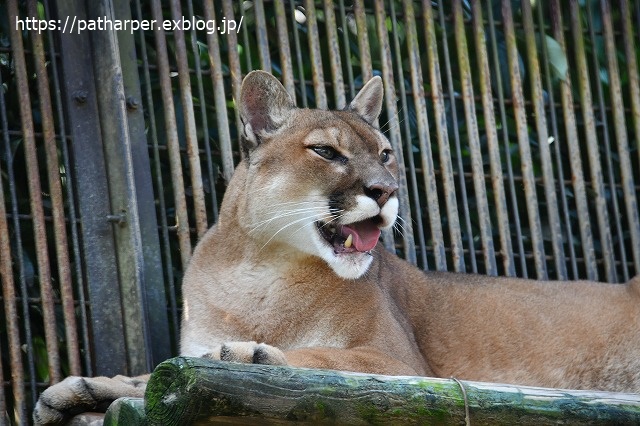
left=600, top=0, right=640, bottom=276
left=502, top=0, right=547, bottom=279
left=0, top=65, right=36, bottom=413
left=274, top=0, right=296, bottom=99
left=204, top=0, right=235, bottom=186
left=169, top=0, right=208, bottom=238
left=373, top=1, right=416, bottom=264
left=42, top=0, right=92, bottom=374
left=520, top=0, right=566, bottom=279
left=187, top=0, right=220, bottom=220
left=134, top=0, right=180, bottom=347
left=55, top=0, right=129, bottom=377
left=352, top=0, right=383, bottom=186
left=620, top=0, right=640, bottom=275
left=0, top=70, right=37, bottom=409
left=535, top=2, right=579, bottom=280
left=403, top=0, right=446, bottom=271
left=584, top=0, right=627, bottom=281
left=422, top=0, right=464, bottom=271
left=485, top=0, right=528, bottom=277
left=289, top=1, right=308, bottom=107
left=305, top=0, right=328, bottom=109
left=0, top=99, right=26, bottom=426
left=324, top=0, right=346, bottom=109
left=222, top=0, right=244, bottom=144
left=89, top=0, right=153, bottom=375
left=7, top=0, right=61, bottom=384
left=254, top=0, right=272, bottom=72
left=150, top=0, right=192, bottom=268
left=241, top=2, right=253, bottom=70
left=548, top=0, right=598, bottom=281
left=0, top=204, right=24, bottom=423
left=452, top=0, right=497, bottom=275
left=354, top=0, right=373, bottom=82
left=113, top=0, right=171, bottom=369
left=470, top=0, right=515, bottom=276
left=339, top=0, right=355, bottom=100
left=568, top=0, right=616, bottom=282
left=391, top=0, right=427, bottom=269
left=436, top=4, right=476, bottom=272
left=26, top=0, right=82, bottom=376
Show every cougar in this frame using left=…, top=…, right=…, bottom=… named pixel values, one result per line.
left=33, top=70, right=640, bottom=425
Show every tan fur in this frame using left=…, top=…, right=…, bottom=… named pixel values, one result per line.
left=34, top=71, right=639, bottom=425
left=180, top=71, right=640, bottom=392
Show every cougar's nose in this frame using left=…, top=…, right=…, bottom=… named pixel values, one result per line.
left=364, top=183, right=398, bottom=207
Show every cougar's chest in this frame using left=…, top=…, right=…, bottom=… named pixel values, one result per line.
left=217, top=260, right=363, bottom=350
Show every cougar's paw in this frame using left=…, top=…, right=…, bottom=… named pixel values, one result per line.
left=204, top=341, right=288, bottom=366
left=33, top=375, right=147, bottom=425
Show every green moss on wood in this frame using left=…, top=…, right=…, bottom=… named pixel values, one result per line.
left=142, top=357, right=640, bottom=425
left=104, top=397, right=146, bottom=426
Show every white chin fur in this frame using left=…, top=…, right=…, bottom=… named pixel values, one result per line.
left=312, top=235, right=374, bottom=279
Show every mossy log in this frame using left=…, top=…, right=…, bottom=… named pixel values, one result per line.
left=103, top=397, right=145, bottom=425
left=110, top=356, right=640, bottom=425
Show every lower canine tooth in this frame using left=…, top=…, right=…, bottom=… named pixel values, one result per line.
left=344, top=234, right=353, bottom=248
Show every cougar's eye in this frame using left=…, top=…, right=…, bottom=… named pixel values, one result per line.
left=380, top=150, right=392, bottom=164
left=311, top=145, right=337, bottom=159
left=311, top=145, right=347, bottom=163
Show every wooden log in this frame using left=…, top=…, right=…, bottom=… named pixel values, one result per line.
left=103, top=397, right=146, bottom=425
left=143, top=356, right=640, bottom=425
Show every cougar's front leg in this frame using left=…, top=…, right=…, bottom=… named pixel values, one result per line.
left=33, top=374, right=149, bottom=426
left=202, top=343, right=417, bottom=376
left=203, top=341, right=288, bottom=365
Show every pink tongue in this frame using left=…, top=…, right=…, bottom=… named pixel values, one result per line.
left=341, top=221, right=381, bottom=252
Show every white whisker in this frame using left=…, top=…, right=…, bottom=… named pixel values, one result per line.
left=379, top=107, right=403, bottom=133
left=318, top=211, right=347, bottom=229
left=382, top=116, right=405, bottom=136
left=258, top=211, right=332, bottom=251
left=249, top=206, right=327, bottom=233
left=393, top=216, right=408, bottom=239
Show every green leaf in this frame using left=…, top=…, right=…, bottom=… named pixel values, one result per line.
left=545, top=35, right=568, bottom=81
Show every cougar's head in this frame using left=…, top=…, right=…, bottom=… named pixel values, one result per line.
left=238, top=71, right=398, bottom=279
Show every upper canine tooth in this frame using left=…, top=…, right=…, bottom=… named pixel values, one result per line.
left=344, top=234, right=353, bottom=248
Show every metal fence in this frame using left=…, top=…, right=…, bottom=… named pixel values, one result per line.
left=1, top=0, right=639, bottom=423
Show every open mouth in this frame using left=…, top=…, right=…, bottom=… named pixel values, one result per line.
left=316, top=217, right=382, bottom=254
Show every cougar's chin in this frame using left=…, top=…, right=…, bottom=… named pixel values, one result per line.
left=311, top=197, right=398, bottom=280
left=312, top=232, right=375, bottom=280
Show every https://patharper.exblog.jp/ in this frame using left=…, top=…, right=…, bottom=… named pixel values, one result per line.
left=15, top=14, right=243, bottom=35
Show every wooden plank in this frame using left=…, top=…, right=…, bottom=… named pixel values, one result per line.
left=144, top=357, right=640, bottom=425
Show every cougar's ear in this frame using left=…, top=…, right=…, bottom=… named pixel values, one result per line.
left=239, top=71, right=295, bottom=153
left=348, top=76, right=384, bottom=126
